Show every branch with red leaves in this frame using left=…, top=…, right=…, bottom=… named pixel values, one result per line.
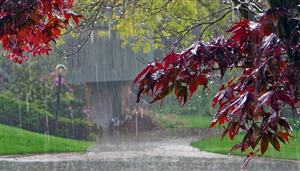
left=134, top=6, right=300, bottom=164
left=0, top=0, right=81, bottom=63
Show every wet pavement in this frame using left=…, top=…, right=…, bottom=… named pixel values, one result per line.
left=0, top=129, right=299, bottom=171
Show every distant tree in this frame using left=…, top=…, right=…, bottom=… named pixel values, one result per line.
left=74, top=0, right=230, bottom=53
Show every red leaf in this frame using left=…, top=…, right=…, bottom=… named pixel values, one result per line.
left=17, top=29, right=27, bottom=38
left=212, top=95, right=220, bottom=107
left=276, top=90, right=295, bottom=107
left=209, top=118, right=218, bottom=128
left=278, top=117, right=292, bottom=131
left=231, top=92, right=249, bottom=115
left=227, top=19, right=250, bottom=46
left=30, top=13, right=43, bottom=24
left=258, top=91, right=273, bottom=106
left=51, top=28, right=61, bottom=36
left=197, top=74, right=208, bottom=86
left=221, top=125, right=231, bottom=140
left=175, top=84, right=188, bottom=106
left=229, top=128, right=235, bottom=140
left=188, top=81, right=198, bottom=98
left=270, top=135, right=280, bottom=151
left=273, top=45, right=282, bottom=59
left=162, top=51, right=180, bottom=69
left=228, top=123, right=239, bottom=140
left=227, top=19, right=250, bottom=33
left=197, top=74, right=208, bottom=88
left=212, top=85, right=225, bottom=107
left=260, top=134, right=269, bottom=155
left=72, top=14, right=82, bottom=25
left=218, top=115, right=229, bottom=125
left=241, top=152, right=255, bottom=170
left=133, top=64, right=154, bottom=84
left=276, top=131, right=290, bottom=142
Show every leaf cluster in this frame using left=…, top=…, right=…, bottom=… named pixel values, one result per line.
left=134, top=2, right=300, bottom=164
left=0, top=0, right=81, bottom=63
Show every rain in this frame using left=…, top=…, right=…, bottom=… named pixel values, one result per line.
left=0, top=1, right=300, bottom=171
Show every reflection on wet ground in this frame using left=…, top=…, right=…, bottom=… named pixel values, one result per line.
left=0, top=129, right=299, bottom=171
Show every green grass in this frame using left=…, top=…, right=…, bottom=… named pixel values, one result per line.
left=154, top=113, right=212, bottom=128
left=0, top=124, right=92, bottom=155
left=191, top=130, right=300, bottom=160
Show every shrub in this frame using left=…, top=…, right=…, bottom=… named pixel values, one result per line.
left=0, top=93, right=98, bottom=140
left=86, top=132, right=97, bottom=141
left=56, top=117, right=98, bottom=140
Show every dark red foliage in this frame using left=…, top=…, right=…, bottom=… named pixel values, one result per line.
left=0, top=0, right=81, bottom=63
left=134, top=9, right=300, bottom=160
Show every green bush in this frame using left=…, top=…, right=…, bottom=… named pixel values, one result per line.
left=0, top=93, right=98, bottom=140
left=86, top=132, right=97, bottom=141
left=56, top=117, right=98, bottom=140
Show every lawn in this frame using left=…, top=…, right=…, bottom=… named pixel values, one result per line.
left=154, top=113, right=212, bottom=128
left=0, top=124, right=92, bottom=155
left=191, top=130, right=300, bottom=160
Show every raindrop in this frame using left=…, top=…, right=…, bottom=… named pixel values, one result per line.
left=26, top=93, right=29, bottom=113
left=91, top=30, right=94, bottom=44
left=18, top=102, right=21, bottom=128
left=108, top=23, right=111, bottom=38
left=95, top=63, right=99, bottom=88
